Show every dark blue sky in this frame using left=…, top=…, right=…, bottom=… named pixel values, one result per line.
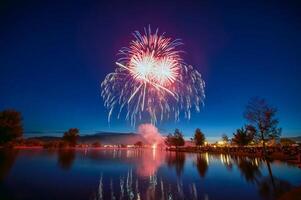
left=1, top=0, right=300, bottom=139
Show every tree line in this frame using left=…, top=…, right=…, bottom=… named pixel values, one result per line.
left=165, top=98, right=283, bottom=154
left=0, top=109, right=80, bottom=147
left=0, top=97, right=284, bottom=152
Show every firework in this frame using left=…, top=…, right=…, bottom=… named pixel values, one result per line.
left=101, top=27, right=205, bottom=125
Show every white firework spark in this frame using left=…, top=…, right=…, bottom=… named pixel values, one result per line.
left=101, top=27, right=205, bottom=126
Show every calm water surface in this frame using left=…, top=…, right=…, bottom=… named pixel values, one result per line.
left=0, top=149, right=300, bottom=200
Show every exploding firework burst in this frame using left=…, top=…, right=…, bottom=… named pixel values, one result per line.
left=101, top=27, right=205, bottom=126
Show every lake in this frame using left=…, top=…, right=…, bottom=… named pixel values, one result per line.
left=0, top=149, right=300, bottom=200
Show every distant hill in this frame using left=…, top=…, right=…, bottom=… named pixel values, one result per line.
left=29, top=136, right=61, bottom=141
left=79, top=132, right=148, bottom=145
left=30, top=132, right=149, bottom=145
left=287, top=136, right=301, bottom=143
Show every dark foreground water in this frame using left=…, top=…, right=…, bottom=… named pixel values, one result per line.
left=0, top=149, right=300, bottom=200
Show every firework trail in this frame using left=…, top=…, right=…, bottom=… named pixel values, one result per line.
left=101, top=27, right=205, bottom=126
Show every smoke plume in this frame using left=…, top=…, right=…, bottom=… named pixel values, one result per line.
left=137, top=123, right=164, bottom=145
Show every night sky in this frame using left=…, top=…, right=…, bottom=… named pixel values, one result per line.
left=1, top=0, right=300, bottom=139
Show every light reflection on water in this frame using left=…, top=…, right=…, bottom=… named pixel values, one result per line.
left=0, top=149, right=300, bottom=200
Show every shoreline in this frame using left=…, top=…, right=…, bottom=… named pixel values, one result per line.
left=166, top=146, right=301, bottom=167
left=1, top=145, right=300, bottom=167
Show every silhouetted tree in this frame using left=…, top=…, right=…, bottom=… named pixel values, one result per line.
left=193, top=128, right=205, bottom=146
left=195, top=154, right=208, bottom=178
left=57, top=149, right=76, bottom=170
left=0, top=149, right=19, bottom=181
left=244, top=98, right=281, bottom=154
left=165, top=129, right=185, bottom=148
left=174, top=129, right=185, bottom=147
left=222, top=134, right=229, bottom=144
left=236, top=158, right=261, bottom=183
left=257, top=158, right=293, bottom=199
left=134, top=141, right=143, bottom=147
left=63, top=128, right=79, bottom=147
left=0, top=109, right=23, bottom=144
left=258, top=176, right=292, bottom=199
left=232, top=126, right=254, bottom=146
left=165, top=133, right=174, bottom=147
left=92, top=141, right=101, bottom=148
left=0, top=149, right=19, bottom=199
left=166, top=152, right=186, bottom=177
